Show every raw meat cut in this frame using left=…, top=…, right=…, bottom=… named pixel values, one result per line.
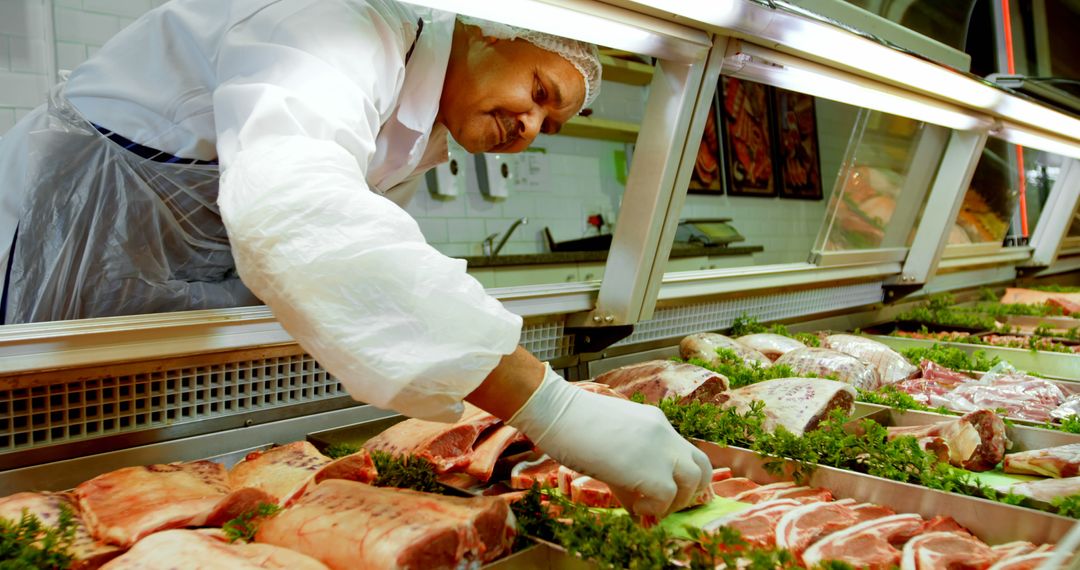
left=1046, top=296, right=1080, bottom=315
left=0, top=492, right=121, bottom=569
left=75, top=460, right=273, bottom=547
left=591, top=360, right=729, bottom=404
left=556, top=465, right=581, bottom=496
left=571, top=381, right=629, bottom=399
left=999, top=475, right=1080, bottom=502
left=228, top=442, right=377, bottom=505
left=256, top=480, right=515, bottom=570
left=732, top=481, right=796, bottom=503
left=702, top=499, right=802, bottom=547
left=712, top=467, right=733, bottom=482
left=363, top=404, right=500, bottom=472
left=99, top=529, right=329, bottom=569
left=680, top=332, right=772, bottom=368
left=989, top=542, right=1039, bottom=560
left=771, top=486, right=834, bottom=504
left=899, top=531, right=997, bottom=570
left=802, top=513, right=925, bottom=569
left=1004, top=443, right=1080, bottom=478
left=509, top=455, right=560, bottom=489
left=228, top=442, right=329, bottom=503
left=710, top=477, right=760, bottom=498
left=775, top=501, right=860, bottom=561
left=721, top=378, right=856, bottom=436
left=886, top=410, right=1007, bottom=471
left=464, top=425, right=530, bottom=483
left=825, top=334, right=919, bottom=384
left=987, top=552, right=1055, bottom=570
left=920, top=515, right=969, bottom=535
left=736, top=334, right=807, bottom=361
left=940, top=373, right=1065, bottom=423
left=1000, top=287, right=1080, bottom=306
left=774, top=347, right=883, bottom=391
left=920, top=360, right=976, bottom=384
left=1052, top=395, right=1080, bottom=421
left=569, top=476, right=619, bottom=508
left=849, top=503, right=897, bottom=523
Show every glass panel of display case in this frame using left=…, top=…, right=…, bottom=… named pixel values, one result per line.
left=812, top=109, right=941, bottom=254
left=668, top=75, right=940, bottom=271
left=948, top=138, right=1020, bottom=247
left=1004, top=146, right=1067, bottom=246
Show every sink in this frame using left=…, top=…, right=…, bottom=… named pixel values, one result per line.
left=544, top=227, right=613, bottom=252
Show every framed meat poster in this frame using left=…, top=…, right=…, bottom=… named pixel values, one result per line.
left=687, top=94, right=723, bottom=194
left=773, top=87, right=823, bottom=200
left=719, top=76, right=778, bottom=198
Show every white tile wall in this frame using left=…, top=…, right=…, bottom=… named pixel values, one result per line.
left=0, top=0, right=873, bottom=274
left=0, top=0, right=51, bottom=130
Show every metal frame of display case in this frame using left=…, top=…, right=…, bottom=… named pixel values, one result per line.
left=0, top=1, right=1079, bottom=398
left=1028, top=158, right=1080, bottom=268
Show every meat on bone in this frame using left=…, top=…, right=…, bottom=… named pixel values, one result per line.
left=99, top=529, right=329, bottom=570
left=1004, top=443, right=1080, bottom=478
left=256, top=480, right=515, bottom=570
left=885, top=410, right=1007, bottom=472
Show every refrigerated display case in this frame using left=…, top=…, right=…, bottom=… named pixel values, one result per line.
left=2, top=0, right=1080, bottom=568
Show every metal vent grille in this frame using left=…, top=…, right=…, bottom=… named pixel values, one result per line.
left=521, top=321, right=574, bottom=361
left=615, top=282, right=885, bottom=346
left=0, top=353, right=345, bottom=453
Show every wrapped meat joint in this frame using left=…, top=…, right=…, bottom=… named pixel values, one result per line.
left=774, top=347, right=883, bottom=391
left=679, top=332, right=772, bottom=368
left=824, top=334, right=918, bottom=384
left=591, top=360, right=729, bottom=404
left=721, top=378, right=856, bottom=436
left=736, top=333, right=807, bottom=361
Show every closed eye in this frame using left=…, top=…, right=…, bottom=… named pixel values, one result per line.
left=534, top=75, right=547, bottom=102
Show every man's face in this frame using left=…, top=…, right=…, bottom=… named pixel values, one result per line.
left=439, top=27, right=586, bottom=154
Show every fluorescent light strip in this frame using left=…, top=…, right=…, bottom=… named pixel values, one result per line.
left=731, top=43, right=990, bottom=131
left=397, top=0, right=708, bottom=62
left=638, top=0, right=1080, bottom=142
left=995, top=123, right=1080, bottom=161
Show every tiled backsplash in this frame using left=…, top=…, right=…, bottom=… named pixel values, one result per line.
left=0, top=0, right=859, bottom=271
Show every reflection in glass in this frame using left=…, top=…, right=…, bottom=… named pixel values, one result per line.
left=949, top=139, right=1018, bottom=245
left=816, top=110, right=937, bottom=252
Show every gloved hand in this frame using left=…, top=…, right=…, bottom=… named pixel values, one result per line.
left=507, top=364, right=712, bottom=518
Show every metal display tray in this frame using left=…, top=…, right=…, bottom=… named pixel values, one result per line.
left=870, top=334, right=1080, bottom=381
left=695, top=441, right=1076, bottom=546
left=851, top=402, right=1080, bottom=450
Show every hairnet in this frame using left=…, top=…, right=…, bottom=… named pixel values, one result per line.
left=457, top=16, right=601, bottom=111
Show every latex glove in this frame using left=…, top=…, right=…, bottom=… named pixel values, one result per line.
left=507, top=364, right=712, bottom=518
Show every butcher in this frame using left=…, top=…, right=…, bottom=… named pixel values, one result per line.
left=0, top=0, right=711, bottom=517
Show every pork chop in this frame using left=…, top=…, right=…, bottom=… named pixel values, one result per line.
left=899, top=531, right=997, bottom=570
left=802, top=513, right=925, bottom=569
left=775, top=501, right=860, bottom=562
left=702, top=499, right=802, bottom=547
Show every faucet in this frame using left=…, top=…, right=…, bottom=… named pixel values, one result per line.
left=482, top=217, right=528, bottom=258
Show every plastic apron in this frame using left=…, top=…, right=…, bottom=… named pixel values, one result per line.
left=2, top=85, right=260, bottom=324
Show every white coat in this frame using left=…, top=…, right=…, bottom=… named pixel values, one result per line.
left=0, top=0, right=522, bottom=422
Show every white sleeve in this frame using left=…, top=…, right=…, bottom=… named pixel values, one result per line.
left=212, top=1, right=522, bottom=422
